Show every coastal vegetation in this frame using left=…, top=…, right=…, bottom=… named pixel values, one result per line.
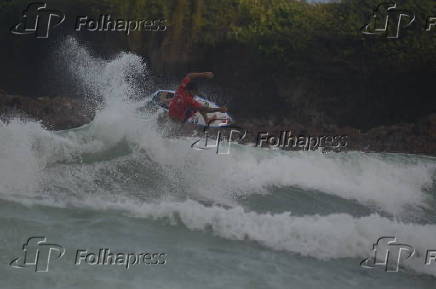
left=1, top=0, right=435, bottom=129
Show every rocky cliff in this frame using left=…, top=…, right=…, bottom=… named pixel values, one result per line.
left=0, top=89, right=93, bottom=130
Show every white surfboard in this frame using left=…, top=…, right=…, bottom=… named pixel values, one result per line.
left=150, top=90, right=233, bottom=128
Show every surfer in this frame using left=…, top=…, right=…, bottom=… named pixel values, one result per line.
left=168, top=72, right=227, bottom=125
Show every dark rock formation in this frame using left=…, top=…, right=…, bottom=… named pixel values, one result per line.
left=0, top=90, right=94, bottom=130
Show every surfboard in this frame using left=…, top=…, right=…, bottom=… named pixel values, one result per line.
left=150, top=90, right=233, bottom=128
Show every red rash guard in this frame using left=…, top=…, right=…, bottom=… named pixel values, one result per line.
left=169, top=76, right=202, bottom=121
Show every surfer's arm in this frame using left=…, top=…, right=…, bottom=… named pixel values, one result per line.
left=198, top=106, right=227, bottom=124
left=188, top=98, right=226, bottom=114
left=185, top=72, right=214, bottom=80
left=188, top=99, right=227, bottom=124
left=177, top=72, right=213, bottom=95
left=197, top=106, right=227, bottom=114
left=177, top=72, right=212, bottom=93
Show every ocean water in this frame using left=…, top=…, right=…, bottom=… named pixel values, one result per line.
left=0, top=37, right=436, bottom=289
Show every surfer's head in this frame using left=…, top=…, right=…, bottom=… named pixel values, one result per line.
left=186, top=82, right=198, bottom=96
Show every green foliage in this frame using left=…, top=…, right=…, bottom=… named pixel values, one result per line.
left=2, top=0, right=436, bottom=82
left=224, top=0, right=436, bottom=71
